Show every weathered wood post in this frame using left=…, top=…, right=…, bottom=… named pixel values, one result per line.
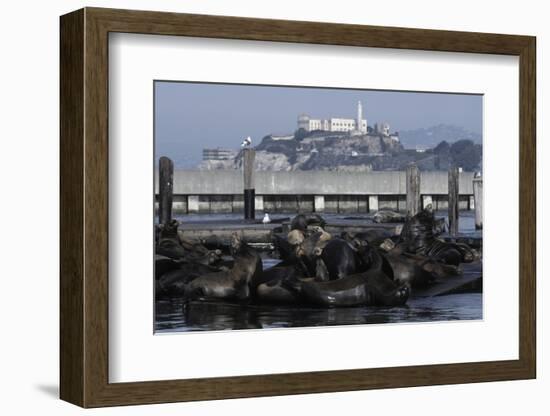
left=448, top=166, right=460, bottom=236
left=473, top=172, right=483, bottom=230
left=159, top=156, right=174, bottom=225
left=243, top=148, right=256, bottom=220
left=406, top=164, right=421, bottom=216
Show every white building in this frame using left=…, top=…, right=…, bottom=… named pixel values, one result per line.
left=202, top=148, right=238, bottom=161
left=374, top=122, right=391, bottom=136
left=270, top=134, right=294, bottom=141
left=297, top=101, right=368, bottom=134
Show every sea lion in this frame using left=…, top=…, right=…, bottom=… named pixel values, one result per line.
left=272, top=233, right=297, bottom=261
left=341, top=229, right=396, bottom=248
left=373, top=210, right=407, bottom=223
left=184, top=233, right=262, bottom=302
left=301, top=247, right=410, bottom=307
left=381, top=252, right=438, bottom=288
left=287, top=229, right=305, bottom=246
left=156, top=220, right=186, bottom=259
left=308, top=226, right=332, bottom=247
left=154, top=255, right=181, bottom=280
left=290, top=214, right=327, bottom=232
left=399, top=206, right=476, bottom=266
left=290, top=214, right=308, bottom=232
left=184, top=249, right=223, bottom=266
left=297, top=229, right=331, bottom=257
left=176, top=230, right=223, bottom=265
left=320, top=238, right=364, bottom=280
left=156, top=261, right=226, bottom=298
left=255, top=264, right=305, bottom=304
left=291, top=230, right=334, bottom=277
left=379, top=238, right=396, bottom=252
left=254, top=256, right=331, bottom=304
left=274, top=229, right=332, bottom=278
left=304, top=213, right=327, bottom=229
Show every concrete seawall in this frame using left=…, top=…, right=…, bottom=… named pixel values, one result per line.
left=155, top=170, right=477, bottom=214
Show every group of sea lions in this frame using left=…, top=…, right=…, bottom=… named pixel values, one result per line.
left=155, top=205, right=479, bottom=309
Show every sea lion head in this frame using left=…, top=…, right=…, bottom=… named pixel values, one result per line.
left=206, top=250, right=222, bottom=265
left=290, top=214, right=308, bottom=232
left=356, top=244, right=376, bottom=269
left=380, top=238, right=396, bottom=252
left=309, top=226, right=331, bottom=242
left=158, top=219, right=180, bottom=241
left=287, top=229, right=305, bottom=246
left=230, top=232, right=244, bottom=256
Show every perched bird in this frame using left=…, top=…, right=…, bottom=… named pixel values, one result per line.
left=241, top=136, right=252, bottom=148
left=262, top=212, right=271, bottom=224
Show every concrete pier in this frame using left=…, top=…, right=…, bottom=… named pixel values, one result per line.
left=155, top=169, right=478, bottom=214
left=314, top=195, right=325, bottom=212
left=255, top=195, right=264, bottom=212
left=422, top=195, right=433, bottom=209
left=368, top=195, right=379, bottom=212
left=473, top=176, right=483, bottom=230
left=187, top=195, right=199, bottom=213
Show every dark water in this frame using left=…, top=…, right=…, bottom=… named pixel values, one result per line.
left=156, top=211, right=481, bottom=333
left=155, top=293, right=482, bottom=333
left=156, top=259, right=482, bottom=336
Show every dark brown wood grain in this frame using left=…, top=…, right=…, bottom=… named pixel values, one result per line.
left=158, top=156, right=174, bottom=225
left=60, top=7, right=537, bottom=408
left=406, top=164, right=420, bottom=216
left=448, top=167, right=459, bottom=236
left=59, top=8, right=84, bottom=406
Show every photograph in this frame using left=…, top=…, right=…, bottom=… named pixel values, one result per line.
left=153, top=81, right=484, bottom=333
left=51, top=4, right=539, bottom=410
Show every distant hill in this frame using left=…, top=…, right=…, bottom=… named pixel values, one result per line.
left=198, top=125, right=482, bottom=172
left=398, top=124, right=482, bottom=149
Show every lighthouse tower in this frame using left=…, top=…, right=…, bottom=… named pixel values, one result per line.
left=357, top=101, right=366, bottom=134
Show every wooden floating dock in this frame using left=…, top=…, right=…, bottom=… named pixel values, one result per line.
left=441, top=232, right=483, bottom=249
left=179, top=218, right=481, bottom=250
left=179, top=219, right=284, bottom=245
left=412, top=261, right=482, bottom=297
left=179, top=218, right=404, bottom=247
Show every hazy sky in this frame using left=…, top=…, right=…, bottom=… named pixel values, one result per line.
left=155, top=81, right=482, bottom=168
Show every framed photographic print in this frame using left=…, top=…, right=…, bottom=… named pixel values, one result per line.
left=60, top=7, right=536, bottom=408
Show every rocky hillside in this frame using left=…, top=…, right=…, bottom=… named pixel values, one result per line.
left=199, top=126, right=482, bottom=172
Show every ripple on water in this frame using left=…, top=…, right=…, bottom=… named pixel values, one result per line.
left=155, top=293, right=482, bottom=333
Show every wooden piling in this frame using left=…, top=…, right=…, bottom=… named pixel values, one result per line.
left=243, top=148, right=256, bottom=220
left=159, top=156, right=174, bottom=225
left=406, top=164, right=421, bottom=216
left=473, top=174, right=483, bottom=230
left=448, top=166, right=459, bottom=236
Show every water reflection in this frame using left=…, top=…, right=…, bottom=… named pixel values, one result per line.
left=155, top=294, right=482, bottom=333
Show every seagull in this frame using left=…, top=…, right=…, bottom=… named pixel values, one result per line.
left=262, top=212, right=271, bottom=224
left=241, top=136, right=252, bottom=148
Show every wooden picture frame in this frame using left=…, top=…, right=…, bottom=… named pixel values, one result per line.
left=60, top=7, right=536, bottom=408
